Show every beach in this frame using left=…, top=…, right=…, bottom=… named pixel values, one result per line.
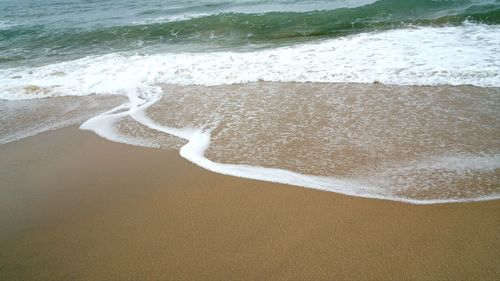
left=1, top=0, right=500, bottom=279
left=1, top=126, right=499, bottom=280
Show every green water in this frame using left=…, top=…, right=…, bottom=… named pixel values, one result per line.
left=1, top=0, right=498, bottom=67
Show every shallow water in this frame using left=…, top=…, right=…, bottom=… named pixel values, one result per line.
left=1, top=0, right=499, bottom=203
left=3, top=82, right=497, bottom=203
left=136, top=83, right=500, bottom=202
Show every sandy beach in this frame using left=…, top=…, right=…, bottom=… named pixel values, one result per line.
left=0, top=126, right=499, bottom=280
left=2, top=0, right=499, bottom=279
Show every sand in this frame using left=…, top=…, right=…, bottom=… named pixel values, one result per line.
left=0, top=126, right=499, bottom=280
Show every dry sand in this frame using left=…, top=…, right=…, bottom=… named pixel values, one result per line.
left=0, top=126, right=499, bottom=280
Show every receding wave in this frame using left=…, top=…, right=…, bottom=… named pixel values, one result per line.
left=77, top=82, right=500, bottom=204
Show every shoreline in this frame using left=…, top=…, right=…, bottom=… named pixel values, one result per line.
left=1, top=126, right=499, bottom=280
left=2, top=82, right=499, bottom=204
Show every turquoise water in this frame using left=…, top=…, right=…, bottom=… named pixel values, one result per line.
left=1, top=0, right=499, bottom=67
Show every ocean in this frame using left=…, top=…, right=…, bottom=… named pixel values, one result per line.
left=0, top=0, right=499, bottom=203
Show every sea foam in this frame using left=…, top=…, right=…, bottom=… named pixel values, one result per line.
left=1, top=23, right=498, bottom=100
left=3, top=23, right=499, bottom=204
left=78, top=82, right=500, bottom=204
left=81, top=96, right=500, bottom=204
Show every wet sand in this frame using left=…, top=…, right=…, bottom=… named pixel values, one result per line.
left=0, top=126, right=499, bottom=280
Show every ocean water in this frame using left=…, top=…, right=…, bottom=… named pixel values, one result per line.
left=0, top=0, right=499, bottom=203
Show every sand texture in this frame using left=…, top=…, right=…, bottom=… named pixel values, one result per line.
left=0, top=127, right=499, bottom=280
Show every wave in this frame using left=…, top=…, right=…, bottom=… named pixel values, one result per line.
left=1, top=0, right=499, bottom=65
left=77, top=82, right=500, bottom=204
left=0, top=20, right=17, bottom=31
left=1, top=22, right=498, bottom=100
left=1, top=0, right=498, bottom=205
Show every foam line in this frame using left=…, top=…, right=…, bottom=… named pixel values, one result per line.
left=80, top=90, right=500, bottom=205
left=135, top=117, right=500, bottom=205
left=80, top=103, right=132, bottom=143
left=2, top=23, right=499, bottom=100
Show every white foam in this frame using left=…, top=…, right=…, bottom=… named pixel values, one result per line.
left=1, top=23, right=499, bottom=100
left=0, top=20, right=17, bottom=30
left=84, top=110, right=500, bottom=205
left=80, top=103, right=132, bottom=143
left=78, top=82, right=500, bottom=205
left=413, top=155, right=500, bottom=172
left=381, top=154, right=500, bottom=176
left=79, top=90, right=402, bottom=203
left=4, top=22, right=499, bottom=203
left=132, top=13, right=210, bottom=25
